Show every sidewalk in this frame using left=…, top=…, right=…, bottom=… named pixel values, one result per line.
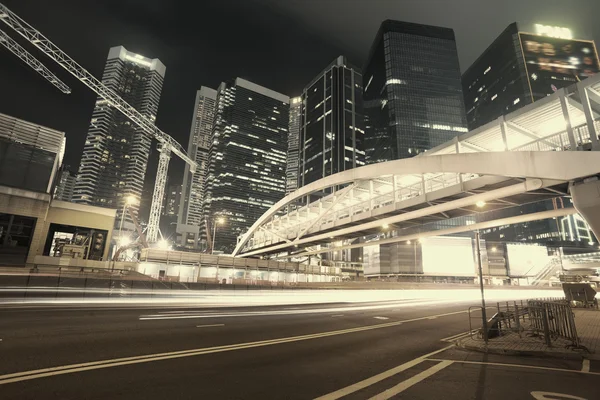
left=458, top=309, right=600, bottom=360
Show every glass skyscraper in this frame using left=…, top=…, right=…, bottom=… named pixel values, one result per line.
left=177, top=87, right=217, bottom=249
left=299, top=56, right=365, bottom=190
left=72, top=46, right=166, bottom=228
left=462, top=23, right=599, bottom=244
left=463, top=22, right=599, bottom=130
left=204, top=78, right=289, bottom=253
left=363, top=20, right=468, bottom=164
left=286, top=96, right=302, bottom=196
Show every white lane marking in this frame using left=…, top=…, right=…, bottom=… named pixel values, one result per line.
left=427, top=316, right=438, bottom=320
left=196, top=324, right=224, bottom=328
left=373, top=317, right=389, bottom=320
left=368, top=360, right=453, bottom=399
left=314, top=345, right=454, bottom=400
left=581, top=359, right=590, bottom=373
left=0, top=314, right=461, bottom=386
left=440, top=331, right=473, bottom=342
left=138, top=299, right=446, bottom=320
left=531, top=392, right=587, bottom=400
left=426, top=358, right=600, bottom=376
left=284, top=307, right=301, bottom=310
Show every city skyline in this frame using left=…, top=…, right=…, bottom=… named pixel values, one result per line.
left=2, top=0, right=599, bottom=184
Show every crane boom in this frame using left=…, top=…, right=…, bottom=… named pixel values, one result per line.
left=0, top=28, right=71, bottom=94
left=0, top=3, right=196, bottom=171
left=0, top=3, right=198, bottom=244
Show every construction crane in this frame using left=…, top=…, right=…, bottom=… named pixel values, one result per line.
left=0, top=3, right=197, bottom=243
left=0, top=29, right=71, bottom=94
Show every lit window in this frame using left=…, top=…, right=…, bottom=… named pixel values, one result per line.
left=386, top=79, right=407, bottom=85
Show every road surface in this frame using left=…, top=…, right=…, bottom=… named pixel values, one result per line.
left=0, top=293, right=598, bottom=399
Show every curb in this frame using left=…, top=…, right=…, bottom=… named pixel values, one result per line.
left=455, top=339, right=597, bottom=361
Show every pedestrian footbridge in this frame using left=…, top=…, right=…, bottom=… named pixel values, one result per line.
left=233, top=75, right=600, bottom=259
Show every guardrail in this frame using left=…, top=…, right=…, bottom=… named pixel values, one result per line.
left=467, top=297, right=590, bottom=353
left=527, top=299, right=587, bottom=351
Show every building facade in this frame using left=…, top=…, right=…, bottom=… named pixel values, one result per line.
left=286, top=96, right=302, bottom=196
left=363, top=20, right=468, bottom=164
left=53, top=166, right=76, bottom=202
left=177, top=87, right=217, bottom=249
left=204, top=78, right=289, bottom=253
left=463, top=23, right=599, bottom=244
left=463, top=23, right=600, bottom=130
left=0, top=113, right=116, bottom=265
left=299, top=56, right=365, bottom=190
left=72, top=46, right=166, bottom=228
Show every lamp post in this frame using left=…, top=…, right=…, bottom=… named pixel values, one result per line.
left=211, top=217, right=225, bottom=254
left=475, top=200, right=488, bottom=343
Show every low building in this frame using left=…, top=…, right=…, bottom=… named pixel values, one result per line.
left=0, top=113, right=117, bottom=267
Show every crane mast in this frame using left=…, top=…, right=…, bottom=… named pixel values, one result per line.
left=0, top=3, right=197, bottom=243
left=0, top=29, right=71, bottom=94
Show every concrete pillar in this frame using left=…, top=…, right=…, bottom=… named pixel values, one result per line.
left=570, top=178, right=600, bottom=239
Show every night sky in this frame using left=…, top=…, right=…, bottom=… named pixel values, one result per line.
left=1, top=0, right=599, bottom=189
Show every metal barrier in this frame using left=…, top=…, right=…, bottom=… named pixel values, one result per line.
left=527, top=299, right=588, bottom=351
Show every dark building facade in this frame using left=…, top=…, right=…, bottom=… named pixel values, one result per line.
left=299, top=56, right=365, bottom=189
left=204, top=78, right=289, bottom=253
left=463, top=23, right=599, bottom=245
left=363, top=20, right=468, bottom=164
left=463, top=23, right=600, bottom=130
left=286, top=96, right=302, bottom=196
left=72, top=46, right=166, bottom=228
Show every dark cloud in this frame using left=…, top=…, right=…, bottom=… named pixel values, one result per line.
left=1, top=0, right=598, bottom=189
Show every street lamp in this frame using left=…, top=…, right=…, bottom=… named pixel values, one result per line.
left=211, top=217, right=225, bottom=254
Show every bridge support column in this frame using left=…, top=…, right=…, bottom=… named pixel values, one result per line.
left=571, top=178, right=600, bottom=239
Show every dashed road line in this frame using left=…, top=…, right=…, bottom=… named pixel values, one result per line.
left=314, top=345, right=454, bottom=400
left=368, top=360, right=453, bottom=400
left=373, top=316, right=389, bottom=320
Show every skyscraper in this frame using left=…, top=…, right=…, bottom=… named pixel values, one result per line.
left=177, top=87, right=217, bottom=249
left=54, top=166, right=76, bottom=202
left=463, top=23, right=599, bottom=130
left=72, top=46, right=166, bottom=227
left=363, top=20, right=468, bottom=164
left=286, top=96, right=302, bottom=196
left=299, top=56, right=365, bottom=190
left=462, top=23, right=599, bottom=244
left=204, top=78, right=289, bottom=253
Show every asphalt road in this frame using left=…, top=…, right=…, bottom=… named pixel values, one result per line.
left=1, top=296, right=598, bottom=399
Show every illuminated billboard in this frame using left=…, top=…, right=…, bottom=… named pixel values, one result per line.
left=519, top=33, right=599, bottom=99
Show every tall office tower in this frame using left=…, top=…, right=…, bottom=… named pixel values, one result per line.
left=463, top=23, right=599, bottom=244
left=300, top=56, right=365, bottom=191
left=363, top=20, right=468, bottom=164
left=463, top=23, right=599, bottom=130
left=286, top=96, right=302, bottom=196
left=177, top=87, right=217, bottom=249
left=54, top=167, right=76, bottom=202
left=205, top=78, right=289, bottom=253
left=72, top=46, right=166, bottom=229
